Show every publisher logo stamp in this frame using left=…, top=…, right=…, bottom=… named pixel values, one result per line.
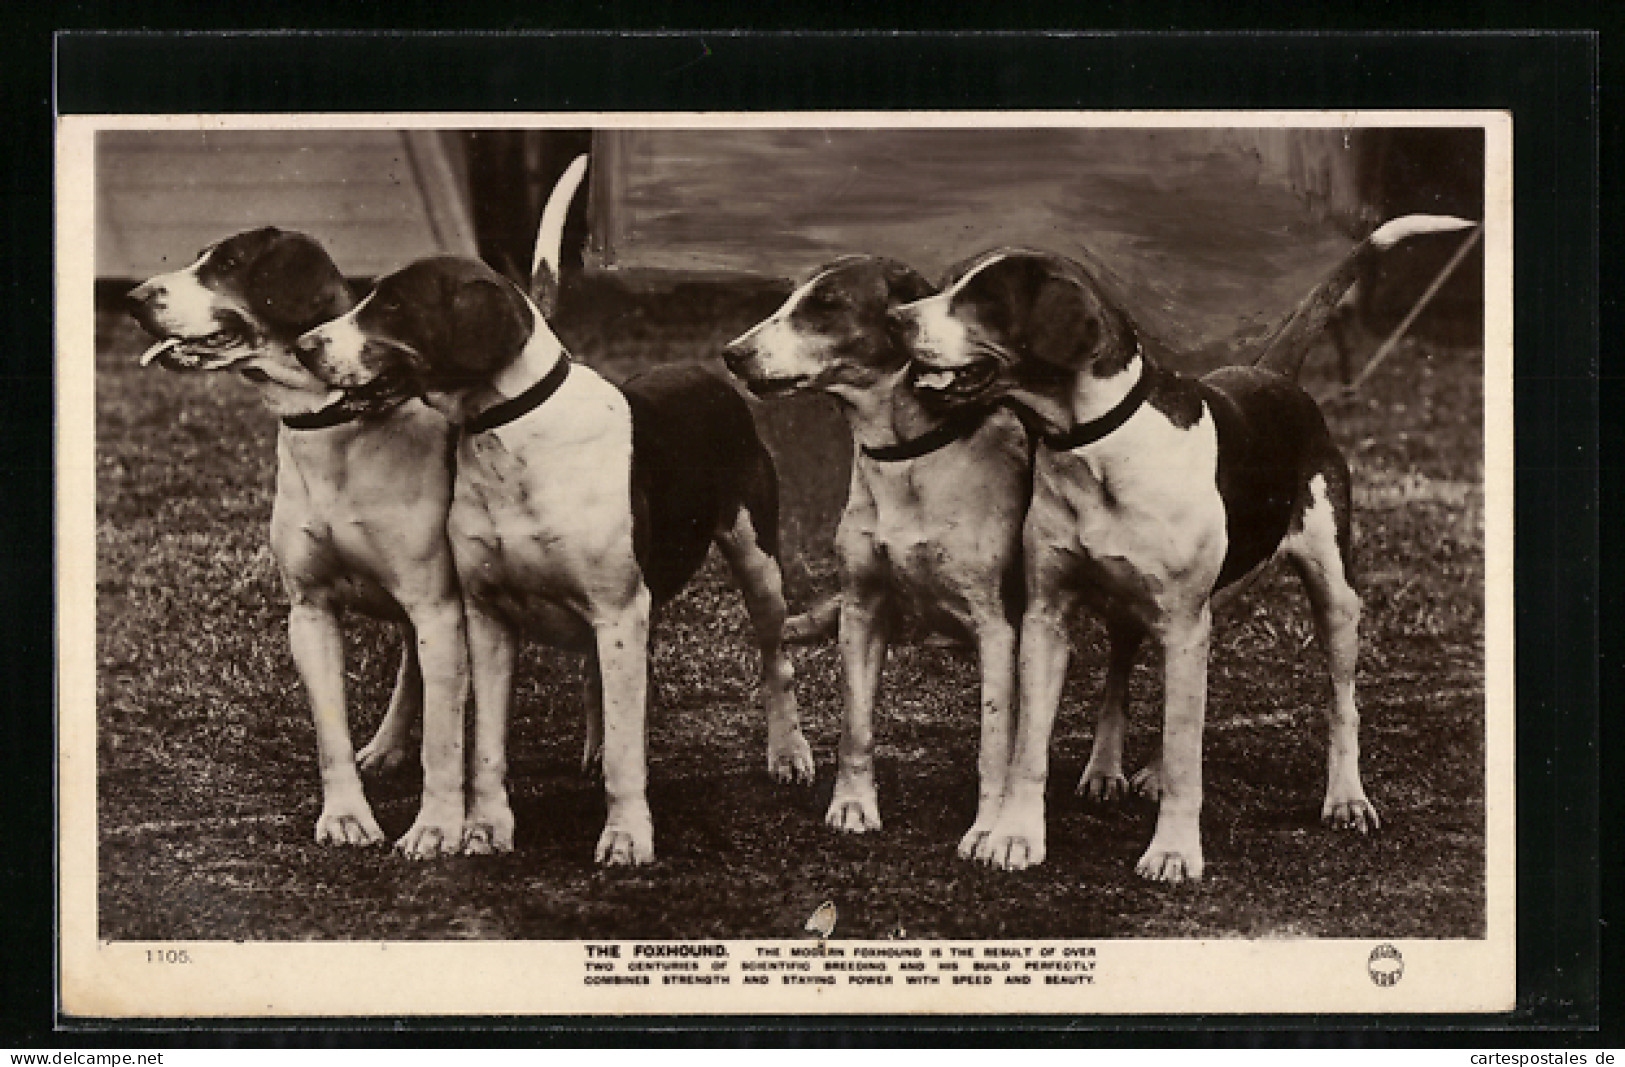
left=1368, top=943, right=1404, bottom=987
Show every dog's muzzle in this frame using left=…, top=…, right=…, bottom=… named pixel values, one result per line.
left=909, top=358, right=1000, bottom=400
left=721, top=340, right=808, bottom=397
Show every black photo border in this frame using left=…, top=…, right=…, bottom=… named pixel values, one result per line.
left=2, top=27, right=1605, bottom=1045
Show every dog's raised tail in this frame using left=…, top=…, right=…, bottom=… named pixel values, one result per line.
left=529, top=153, right=590, bottom=318
left=1253, top=213, right=1478, bottom=380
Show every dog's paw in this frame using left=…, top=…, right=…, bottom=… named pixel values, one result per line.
left=1134, top=842, right=1204, bottom=884
left=594, top=824, right=655, bottom=867
left=767, top=729, right=816, bottom=785
left=957, top=823, right=995, bottom=860
left=355, top=735, right=410, bottom=779
left=1322, top=793, right=1380, bottom=833
left=974, top=824, right=1046, bottom=871
left=1130, top=759, right=1165, bottom=801
left=314, top=797, right=386, bottom=847
left=462, top=795, right=515, bottom=856
left=396, top=806, right=464, bottom=860
left=825, top=785, right=882, bottom=834
left=1077, top=766, right=1129, bottom=801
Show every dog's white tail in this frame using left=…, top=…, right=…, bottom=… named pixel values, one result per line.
left=1253, top=213, right=1479, bottom=380
left=1367, top=213, right=1477, bottom=249
left=529, top=153, right=590, bottom=317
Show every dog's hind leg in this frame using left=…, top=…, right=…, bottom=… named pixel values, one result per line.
left=1079, top=618, right=1146, bottom=801
left=462, top=602, right=520, bottom=855
left=1283, top=469, right=1379, bottom=833
left=356, top=623, right=421, bottom=778
left=716, top=502, right=816, bottom=785
left=783, top=591, right=841, bottom=644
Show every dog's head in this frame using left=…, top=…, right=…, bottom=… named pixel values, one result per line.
left=722, top=256, right=935, bottom=398
left=127, top=228, right=352, bottom=379
left=895, top=249, right=1136, bottom=429
left=294, top=256, right=536, bottom=409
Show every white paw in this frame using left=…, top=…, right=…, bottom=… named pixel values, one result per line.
left=1130, top=760, right=1165, bottom=801
left=461, top=794, right=516, bottom=856
left=825, top=783, right=882, bottom=833
left=594, top=823, right=655, bottom=867
left=1078, top=766, right=1129, bottom=801
left=957, top=823, right=995, bottom=860
left=1322, top=792, right=1380, bottom=833
left=355, top=736, right=410, bottom=778
left=314, top=796, right=386, bottom=847
left=974, top=826, right=1046, bottom=870
left=395, top=803, right=464, bottom=860
left=768, top=729, right=816, bottom=785
left=1135, top=842, right=1204, bottom=883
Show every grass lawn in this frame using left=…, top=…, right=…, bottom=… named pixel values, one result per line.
left=93, top=278, right=1486, bottom=941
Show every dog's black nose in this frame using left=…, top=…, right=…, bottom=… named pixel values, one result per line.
left=720, top=340, right=750, bottom=373
left=125, top=283, right=155, bottom=312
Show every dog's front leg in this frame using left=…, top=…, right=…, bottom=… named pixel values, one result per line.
left=593, top=587, right=655, bottom=866
left=462, top=601, right=518, bottom=855
left=827, top=584, right=888, bottom=833
left=287, top=598, right=385, bottom=846
left=958, top=615, right=1017, bottom=858
left=1136, top=605, right=1211, bottom=883
left=394, top=597, right=470, bottom=859
left=974, top=588, right=1074, bottom=870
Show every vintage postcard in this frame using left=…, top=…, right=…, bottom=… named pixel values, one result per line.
left=57, top=111, right=1513, bottom=1016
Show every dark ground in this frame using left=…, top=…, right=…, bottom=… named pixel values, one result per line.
left=94, top=272, right=1486, bottom=941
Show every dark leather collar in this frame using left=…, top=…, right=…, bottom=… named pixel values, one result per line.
left=1039, top=362, right=1153, bottom=452
left=281, top=390, right=417, bottom=431
left=463, top=354, right=572, bottom=435
left=282, top=397, right=363, bottom=431
left=860, top=404, right=994, bottom=462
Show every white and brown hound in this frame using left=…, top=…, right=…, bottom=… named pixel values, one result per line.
left=127, top=228, right=471, bottom=859
left=724, top=256, right=1045, bottom=855
left=295, top=157, right=814, bottom=866
left=897, top=215, right=1475, bottom=882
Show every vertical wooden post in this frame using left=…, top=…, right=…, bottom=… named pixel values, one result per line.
left=587, top=129, right=630, bottom=270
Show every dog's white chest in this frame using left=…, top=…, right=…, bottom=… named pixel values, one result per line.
left=845, top=442, right=1024, bottom=628
left=447, top=393, right=636, bottom=642
left=1036, top=415, right=1227, bottom=614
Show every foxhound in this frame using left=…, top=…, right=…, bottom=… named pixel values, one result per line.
left=723, top=256, right=1041, bottom=853
left=897, top=214, right=1475, bottom=882
left=127, top=228, right=470, bottom=859
left=295, top=157, right=814, bottom=866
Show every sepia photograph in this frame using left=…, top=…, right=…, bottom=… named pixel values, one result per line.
left=58, top=113, right=1513, bottom=1015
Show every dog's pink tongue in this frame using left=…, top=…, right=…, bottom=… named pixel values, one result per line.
left=139, top=337, right=180, bottom=367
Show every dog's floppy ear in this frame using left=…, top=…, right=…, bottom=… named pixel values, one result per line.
left=1026, top=276, right=1103, bottom=370
left=880, top=262, right=936, bottom=306
left=448, top=276, right=534, bottom=376
left=246, top=232, right=353, bottom=337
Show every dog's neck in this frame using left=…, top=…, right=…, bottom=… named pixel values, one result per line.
left=236, top=343, right=347, bottom=420
left=490, top=317, right=568, bottom=401
left=828, top=367, right=945, bottom=452
left=1068, top=344, right=1145, bottom=426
